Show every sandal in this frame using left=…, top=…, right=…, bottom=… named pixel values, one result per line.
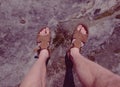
left=34, top=27, right=51, bottom=60
left=66, top=24, right=88, bottom=63
left=72, top=24, right=88, bottom=49
left=67, top=24, right=88, bottom=57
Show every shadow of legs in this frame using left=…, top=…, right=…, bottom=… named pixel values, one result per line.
left=63, top=53, right=75, bottom=87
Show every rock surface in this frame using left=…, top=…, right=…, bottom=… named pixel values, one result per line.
left=0, top=0, right=120, bottom=87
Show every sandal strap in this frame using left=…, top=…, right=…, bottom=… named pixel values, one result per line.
left=37, top=34, right=50, bottom=49
left=34, top=28, right=51, bottom=59
left=72, top=25, right=88, bottom=48
left=73, top=39, right=82, bottom=48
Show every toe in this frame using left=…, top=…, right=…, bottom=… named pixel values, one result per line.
left=77, top=25, right=82, bottom=31
left=81, top=26, right=87, bottom=34
left=45, top=27, right=50, bottom=34
left=40, top=28, right=46, bottom=35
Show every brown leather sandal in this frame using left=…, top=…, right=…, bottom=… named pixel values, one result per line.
left=34, top=27, right=51, bottom=60
left=67, top=24, right=88, bottom=62
left=67, top=24, right=88, bottom=57
left=72, top=24, right=88, bottom=49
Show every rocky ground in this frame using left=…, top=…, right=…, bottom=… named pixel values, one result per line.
left=0, top=0, right=120, bottom=87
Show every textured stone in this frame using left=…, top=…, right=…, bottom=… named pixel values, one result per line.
left=0, top=0, right=120, bottom=87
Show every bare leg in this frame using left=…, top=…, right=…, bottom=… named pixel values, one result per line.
left=20, top=50, right=49, bottom=87
left=69, top=25, right=120, bottom=87
left=70, top=48, right=120, bottom=87
left=20, top=28, right=50, bottom=87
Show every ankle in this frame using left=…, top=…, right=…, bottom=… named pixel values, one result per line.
left=39, top=49, right=49, bottom=60
left=70, top=47, right=80, bottom=56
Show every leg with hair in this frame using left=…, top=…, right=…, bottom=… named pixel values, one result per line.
left=69, top=24, right=120, bottom=87
left=20, top=28, right=50, bottom=87
left=70, top=48, right=120, bottom=87
left=20, top=50, right=49, bottom=87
